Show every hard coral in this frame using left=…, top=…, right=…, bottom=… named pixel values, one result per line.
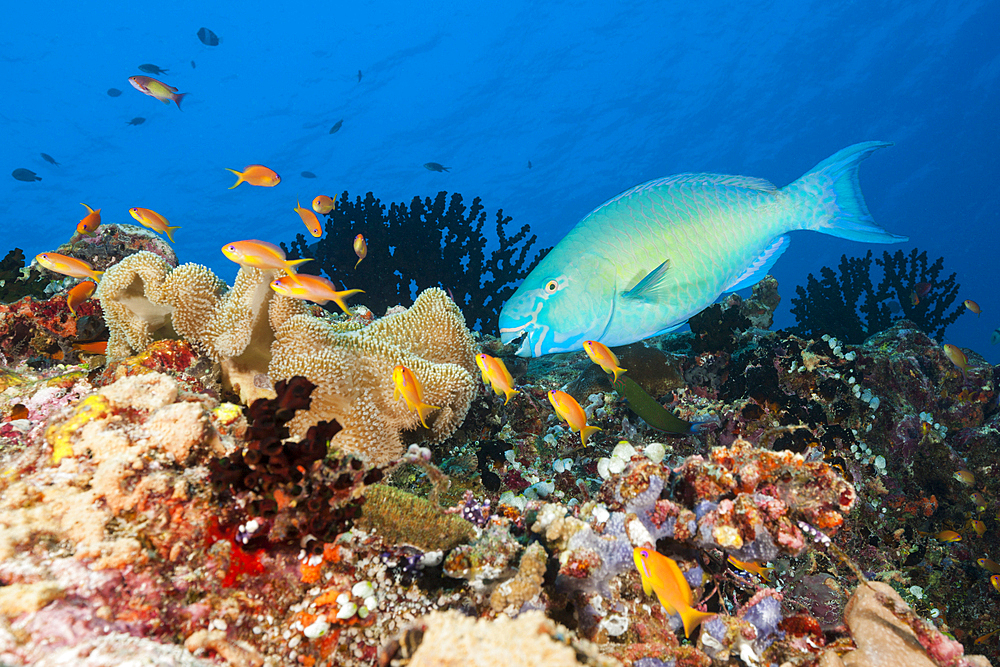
left=281, top=191, right=550, bottom=333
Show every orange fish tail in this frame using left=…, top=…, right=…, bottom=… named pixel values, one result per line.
left=580, top=424, right=601, bottom=447
left=173, top=92, right=187, bottom=110
left=226, top=168, right=245, bottom=189
left=91, top=270, right=105, bottom=281
left=612, top=366, right=626, bottom=383
left=502, top=387, right=519, bottom=405
left=415, top=402, right=441, bottom=429
left=679, top=608, right=716, bottom=638
left=165, top=226, right=181, bottom=242
left=284, top=258, right=312, bottom=275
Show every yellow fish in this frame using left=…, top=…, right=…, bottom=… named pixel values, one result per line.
left=633, top=547, right=716, bottom=638
left=354, top=234, right=367, bottom=269
left=977, top=558, right=1000, bottom=574
left=76, top=203, right=101, bottom=237
left=65, top=281, right=96, bottom=316
left=993, top=575, right=1000, bottom=594
left=954, top=470, right=976, bottom=486
left=476, top=353, right=519, bottom=404
left=971, top=492, right=987, bottom=511
left=392, top=365, right=440, bottom=429
left=727, top=555, right=774, bottom=583
left=128, top=75, right=186, bottom=108
left=129, top=207, right=181, bottom=242
left=221, top=239, right=311, bottom=275
left=547, top=389, right=600, bottom=447
left=225, top=164, right=281, bottom=189
left=971, top=520, right=987, bottom=538
left=269, top=274, right=363, bottom=314
left=974, top=628, right=1000, bottom=645
left=312, top=194, right=337, bottom=214
left=583, top=340, right=627, bottom=383
left=963, top=299, right=980, bottom=316
left=36, top=253, right=103, bottom=281
left=943, top=344, right=969, bottom=381
left=295, top=200, right=323, bottom=237
left=934, top=530, right=962, bottom=543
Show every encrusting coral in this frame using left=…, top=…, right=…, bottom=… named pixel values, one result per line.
left=95, top=251, right=479, bottom=465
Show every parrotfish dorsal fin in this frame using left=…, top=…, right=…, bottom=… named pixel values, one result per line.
left=724, top=235, right=790, bottom=293
left=648, top=173, right=778, bottom=191
left=623, top=259, right=671, bottom=301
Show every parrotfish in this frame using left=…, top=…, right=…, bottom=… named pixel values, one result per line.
left=633, top=547, right=716, bottom=638
left=499, top=142, right=907, bottom=357
left=130, top=207, right=181, bottom=242
left=392, top=365, right=439, bottom=429
left=128, top=76, right=186, bottom=109
left=226, top=165, right=281, bottom=189
left=269, top=274, right=363, bottom=314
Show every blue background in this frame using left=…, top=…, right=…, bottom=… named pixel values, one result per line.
left=3, top=1, right=997, bottom=362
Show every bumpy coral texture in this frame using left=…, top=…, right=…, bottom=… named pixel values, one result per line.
left=269, top=287, right=479, bottom=465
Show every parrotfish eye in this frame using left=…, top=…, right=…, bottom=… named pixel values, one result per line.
left=544, top=280, right=558, bottom=293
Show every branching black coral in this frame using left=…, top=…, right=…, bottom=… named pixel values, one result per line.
left=790, top=249, right=962, bottom=343
left=280, top=191, right=549, bottom=333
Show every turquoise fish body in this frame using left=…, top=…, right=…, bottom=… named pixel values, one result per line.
left=499, top=142, right=907, bottom=357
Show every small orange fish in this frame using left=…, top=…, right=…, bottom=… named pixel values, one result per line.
left=128, top=75, right=186, bottom=108
left=978, top=558, right=1000, bottom=574
left=72, top=341, right=108, bottom=354
left=392, top=365, right=440, bottom=429
left=35, top=253, right=103, bottom=280
left=65, top=281, right=96, bottom=316
left=943, top=344, right=969, bottom=381
left=548, top=389, right=600, bottom=447
left=76, top=203, right=101, bottom=236
left=992, top=575, right=1000, bottom=594
left=963, top=300, right=980, bottom=316
left=972, top=520, right=987, bottom=537
left=910, top=281, right=932, bottom=306
left=294, top=200, right=323, bottom=237
left=476, top=353, right=519, bottom=405
left=971, top=492, right=987, bottom=510
left=269, top=274, right=363, bottom=314
left=934, top=530, right=962, bottom=542
left=354, top=234, right=367, bottom=269
left=954, top=469, right=976, bottom=486
left=727, top=555, right=774, bottom=583
left=312, top=195, right=337, bottom=214
left=583, top=340, right=627, bottom=383
left=221, top=240, right=311, bottom=275
left=633, top=547, right=715, bottom=638
left=225, top=165, right=281, bottom=189
left=129, top=207, right=181, bottom=242
left=975, top=628, right=1000, bottom=645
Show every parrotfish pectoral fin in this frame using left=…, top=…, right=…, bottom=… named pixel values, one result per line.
left=724, top=236, right=790, bottom=293
left=623, top=259, right=671, bottom=301
left=794, top=141, right=908, bottom=244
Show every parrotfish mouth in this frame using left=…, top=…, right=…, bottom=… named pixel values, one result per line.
left=499, top=298, right=548, bottom=357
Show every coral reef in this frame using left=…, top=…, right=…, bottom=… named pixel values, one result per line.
left=790, top=248, right=963, bottom=343
left=280, top=191, right=550, bottom=333
left=0, top=248, right=49, bottom=303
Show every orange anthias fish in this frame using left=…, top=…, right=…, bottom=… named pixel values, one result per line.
left=128, top=75, right=186, bottom=109
left=933, top=530, right=962, bottom=542
left=992, top=575, right=1000, bottom=594
left=943, top=344, right=969, bottom=381
left=975, top=628, right=1000, bottom=645
left=727, top=555, right=774, bottom=583
left=977, top=558, right=1000, bottom=574
left=72, top=341, right=108, bottom=354
left=35, top=253, right=103, bottom=281
left=312, top=195, right=337, bottom=214
left=129, top=207, right=181, bottom=242
left=971, top=520, right=987, bottom=537
left=392, top=365, right=440, bottom=429
left=954, top=469, right=976, bottom=486
left=221, top=240, right=311, bottom=276
left=910, top=281, right=932, bottom=306
left=269, top=274, right=363, bottom=314
left=583, top=340, right=627, bottom=383
left=476, top=353, right=519, bottom=404
left=225, top=165, right=281, bottom=189
left=633, top=547, right=716, bottom=638
left=65, top=281, right=96, bottom=316
left=963, top=299, right=980, bottom=316
left=354, top=234, right=367, bottom=269
left=548, top=389, right=600, bottom=447
left=294, top=200, right=323, bottom=237
left=76, top=203, right=101, bottom=237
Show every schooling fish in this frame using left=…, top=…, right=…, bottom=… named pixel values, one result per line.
left=138, top=64, right=168, bottom=75
left=353, top=234, right=367, bottom=268
left=392, top=365, right=439, bottom=429
left=40, top=153, right=60, bottom=166
left=36, top=253, right=103, bottom=281
left=128, top=76, right=186, bottom=109
left=76, top=203, right=101, bottom=237
left=129, top=207, right=180, bottom=242
left=65, top=281, right=96, bottom=316
left=476, top=354, right=519, bottom=404
left=424, top=162, right=450, bottom=172
left=197, top=27, right=220, bottom=46
left=301, top=171, right=317, bottom=179
left=583, top=340, right=626, bottom=383
left=329, top=119, right=343, bottom=134
left=269, top=274, right=363, bottom=314
left=312, top=195, right=337, bottom=214
left=126, top=117, right=146, bottom=126
left=107, top=88, right=122, bottom=97
left=633, top=547, right=715, bottom=638
left=294, top=200, right=323, bottom=237
left=943, top=344, right=969, bottom=381
left=12, top=168, right=41, bottom=182
left=964, top=300, right=980, bottom=316
left=499, top=142, right=907, bottom=357
left=226, top=165, right=280, bottom=189
left=222, top=239, right=311, bottom=275
left=548, top=389, right=600, bottom=447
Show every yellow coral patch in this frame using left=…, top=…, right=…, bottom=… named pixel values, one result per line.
left=46, top=394, right=112, bottom=463
left=212, top=402, right=243, bottom=426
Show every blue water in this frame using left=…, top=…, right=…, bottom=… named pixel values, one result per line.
left=3, top=1, right=997, bottom=362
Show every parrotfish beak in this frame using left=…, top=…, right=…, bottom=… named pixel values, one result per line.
left=500, top=330, right=532, bottom=358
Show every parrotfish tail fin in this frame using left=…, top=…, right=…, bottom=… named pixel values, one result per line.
left=173, top=93, right=187, bottom=110
left=284, top=258, right=312, bottom=275
left=332, top=289, right=365, bottom=314
left=580, top=425, right=601, bottom=447
left=165, top=226, right=181, bottom=243
left=225, top=168, right=244, bottom=189
left=789, top=141, right=908, bottom=243
left=680, top=608, right=716, bottom=639
left=502, top=387, right=519, bottom=405
left=416, top=402, right=441, bottom=429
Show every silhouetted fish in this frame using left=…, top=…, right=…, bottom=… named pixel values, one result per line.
left=329, top=119, right=343, bottom=134
left=139, top=64, right=168, bottom=75
left=12, top=169, right=41, bottom=182
left=528, top=160, right=532, bottom=169
left=40, top=153, right=60, bottom=166
left=301, top=171, right=317, bottom=179
left=992, top=328, right=999, bottom=346
left=357, top=69, right=362, bottom=82
left=197, top=27, right=220, bottom=46
left=191, top=60, right=196, bottom=68
left=107, top=88, right=122, bottom=97
left=424, top=162, right=450, bottom=172
left=126, top=117, right=146, bottom=126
